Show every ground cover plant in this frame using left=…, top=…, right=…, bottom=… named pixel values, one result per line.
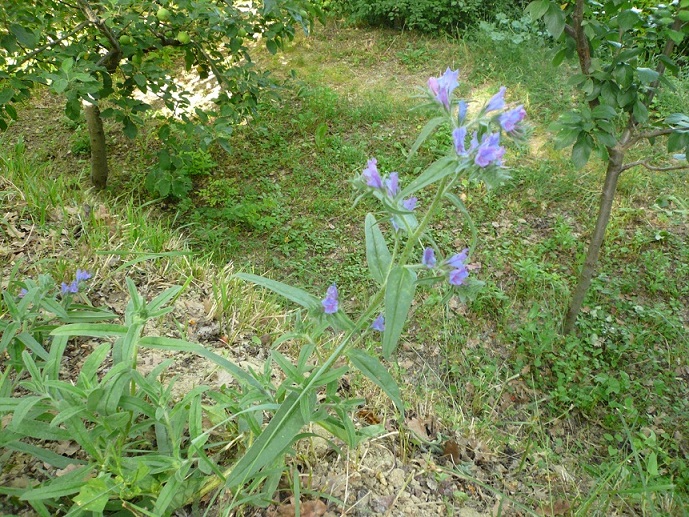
left=2, top=11, right=689, bottom=517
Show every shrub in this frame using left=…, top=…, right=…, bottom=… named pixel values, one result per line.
left=327, top=0, right=531, bottom=33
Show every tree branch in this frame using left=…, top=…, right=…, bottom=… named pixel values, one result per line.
left=623, top=128, right=674, bottom=149
left=572, top=0, right=591, bottom=76
left=76, top=0, right=122, bottom=71
left=620, top=160, right=689, bottom=173
left=646, top=16, right=684, bottom=108
left=15, top=21, right=91, bottom=67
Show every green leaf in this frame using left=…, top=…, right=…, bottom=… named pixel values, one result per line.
left=348, top=349, right=404, bottom=415
left=5, top=441, right=81, bottom=469
left=632, top=100, right=649, bottom=124
left=72, top=477, right=110, bottom=513
left=11, top=396, right=47, bottom=430
left=266, top=39, right=278, bottom=54
left=123, top=116, right=138, bottom=139
left=51, top=324, right=128, bottom=339
left=224, top=391, right=306, bottom=489
left=525, top=0, right=551, bottom=21
left=271, top=350, right=302, bottom=384
left=572, top=133, right=593, bottom=169
left=5, top=104, right=19, bottom=120
left=544, top=4, right=566, bottom=39
left=78, top=343, right=111, bottom=386
left=364, top=214, right=391, bottom=285
left=591, top=105, right=617, bottom=120
left=617, top=10, right=640, bottom=31
left=10, top=24, right=38, bottom=48
left=16, top=332, right=49, bottom=360
left=138, top=336, right=267, bottom=393
left=0, top=88, right=14, bottom=105
left=20, top=466, right=92, bottom=501
left=234, top=273, right=320, bottom=309
left=382, top=267, right=417, bottom=359
left=637, top=67, right=660, bottom=85
left=408, top=116, right=446, bottom=159
left=399, top=155, right=457, bottom=198
left=647, top=451, right=659, bottom=477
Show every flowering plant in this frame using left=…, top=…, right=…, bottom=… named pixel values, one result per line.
left=232, top=69, right=527, bottom=489
left=1, top=270, right=115, bottom=372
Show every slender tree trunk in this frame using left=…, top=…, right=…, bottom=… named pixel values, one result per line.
left=83, top=100, right=109, bottom=189
left=563, top=147, right=625, bottom=334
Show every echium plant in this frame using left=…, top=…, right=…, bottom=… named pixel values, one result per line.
left=230, top=69, right=527, bottom=492
left=1, top=268, right=114, bottom=373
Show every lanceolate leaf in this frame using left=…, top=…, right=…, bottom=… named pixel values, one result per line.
left=234, top=273, right=320, bottom=309
left=364, top=213, right=391, bottom=285
left=224, top=391, right=307, bottom=489
left=138, top=336, right=267, bottom=394
left=408, top=115, right=447, bottom=159
left=19, top=465, right=92, bottom=501
left=382, top=267, right=417, bottom=359
left=348, top=349, right=404, bottom=415
left=400, top=155, right=457, bottom=198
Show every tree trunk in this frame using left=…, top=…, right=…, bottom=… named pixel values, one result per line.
left=562, top=147, right=625, bottom=334
left=83, top=100, right=109, bottom=189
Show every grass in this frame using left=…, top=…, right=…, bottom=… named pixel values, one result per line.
left=2, top=20, right=689, bottom=515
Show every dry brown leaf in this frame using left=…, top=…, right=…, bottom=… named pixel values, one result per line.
left=442, top=440, right=462, bottom=464
left=406, top=417, right=431, bottom=442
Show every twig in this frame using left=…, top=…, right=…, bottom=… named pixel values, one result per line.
left=620, top=160, right=689, bottom=173
left=624, top=128, right=674, bottom=149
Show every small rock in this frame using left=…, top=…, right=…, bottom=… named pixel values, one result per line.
left=388, top=467, right=406, bottom=488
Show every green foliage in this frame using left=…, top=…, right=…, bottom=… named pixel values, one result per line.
left=478, top=12, right=546, bottom=46
left=145, top=124, right=218, bottom=199
left=0, top=273, right=116, bottom=373
left=0, top=0, right=320, bottom=186
left=329, top=0, right=529, bottom=33
left=528, top=0, right=689, bottom=168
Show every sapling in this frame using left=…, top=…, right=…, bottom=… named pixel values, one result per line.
left=525, top=0, right=689, bottom=334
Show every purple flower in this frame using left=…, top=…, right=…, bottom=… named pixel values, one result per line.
left=391, top=218, right=400, bottom=232
left=499, top=105, right=526, bottom=132
left=362, top=158, right=383, bottom=189
left=485, top=86, right=506, bottom=113
left=402, top=197, right=417, bottom=211
left=453, top=126, right=468, bottom=156
left=321, top=284, right=339, bottom=314
left=385, top=172, right=400, bottom=197
left=428, top=68, right=459, bottom=110
left=446, top=248, right=469, bottom=269
left=61, top=280, right=79, bottom=295
left=18, top=288, right=28, bottom=298
left=449, top=267, right=469, bottom=286
left=422, top=247, right=437, bottom=268
left=75, top=269, right=91, bottom=282
left=371, top=314, right=385, bottom=332
left=457, top=100, right=468, bottom=123
left=475, top=132, right=505, bottom=168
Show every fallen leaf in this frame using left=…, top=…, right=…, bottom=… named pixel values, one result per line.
left=442, top=440, right=462, bottom=464
left=406, top=417, right=432, bottom=442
